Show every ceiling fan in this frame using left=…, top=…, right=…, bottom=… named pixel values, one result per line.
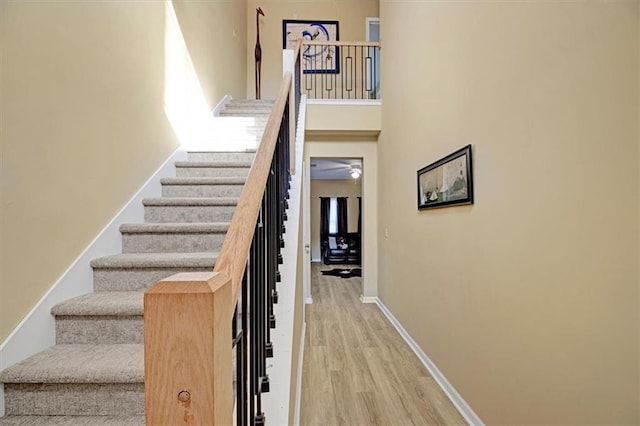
left=310, top=159, right=362, bottom=179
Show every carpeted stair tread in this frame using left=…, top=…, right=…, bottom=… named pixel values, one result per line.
left=222, top=108, right=272, bottom=114
left=174, top=161, right=252, bottom=168
left=119, top=222, right=230, bottom=234
left=0, top=344, right=142, bottom=384
left=160, top=177, right=246, bottom=185
left=0, top=121, right=256, bottom=417
left=0, top=416, right=145, bottom=425
left=142, top=197, right=238, bottom=206
left=52, top=292, right=143, bottom=316
left=90, top=252, right=217, bottom=269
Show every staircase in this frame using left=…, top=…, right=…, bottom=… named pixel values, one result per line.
left=0, top=99, right=273, bottom=425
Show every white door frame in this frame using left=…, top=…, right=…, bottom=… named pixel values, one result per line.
left=303, top=161, right=313, bottom=304
left=304, top=141, right=378, bottom=303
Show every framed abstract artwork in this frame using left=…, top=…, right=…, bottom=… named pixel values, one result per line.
left=417, top=145, right=474, bottom=210
left=282, top=19, right=339, bottom=73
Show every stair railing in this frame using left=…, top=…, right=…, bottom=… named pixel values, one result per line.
left=299, top=40, right=381, bottom=100
left=144, top=40, right=302, bottom=425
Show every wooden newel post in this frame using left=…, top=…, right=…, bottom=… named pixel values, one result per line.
left=144, top=272, right=233, bottom=425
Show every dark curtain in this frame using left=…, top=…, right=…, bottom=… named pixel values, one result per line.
left=337, top=197, right=348, bottom=235
left=357, top=197, right=362, bottom=236
left=320, top=197, right=331, bottom=241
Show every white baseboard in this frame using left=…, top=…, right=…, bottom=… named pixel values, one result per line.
left=359, top=295, right=377, bottom=304
left=375, top=298, right=484, bottom=426
left=212, top=94, right=232, bottom=117
left=0, top=147, right=186, bottom=417
left=311, top=258, right=321, bottom=263
left=293, top=321, right=306, bottom=426
left=304, top=297, right=313, bottom=304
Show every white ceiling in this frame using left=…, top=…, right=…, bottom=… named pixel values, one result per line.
left=310, top=158, right=362, bottom=180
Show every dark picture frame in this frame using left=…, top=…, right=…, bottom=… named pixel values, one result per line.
left=282, top=19, right=339, bottom=74
left=417, top=145, right=474, bottom=210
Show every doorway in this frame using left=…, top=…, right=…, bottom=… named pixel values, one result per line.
left=303, top=140, right=378, bottom=305
left=306, top=157, right=363, bottom=301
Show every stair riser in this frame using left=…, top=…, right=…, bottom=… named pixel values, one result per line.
left=121, top=233, right=226, bottom=253
left=218, top=114, right=269, bottom=120
left=224, top=104, right=272, bottom=110
left=144, top=205, right=236, bottom=223
left=3, top=383, right=144, bottom=416
left=222, top=119, right=269, bottom=125
left=227, top=99, right=274, bottom=105
left=56, top=316, right=142, bottom=344
left=220, top=104, right=273, bottom=114
left=162, top=184, right=244, bottom=198
left=176, top=167, right=250, bottom=178
left=219, top=111, right=271, bottom=116
left=93, top=267, right=212, bottom=292
left=187, top=152, right=255, bottom=162
left=214, top=122, right=268, bottom=129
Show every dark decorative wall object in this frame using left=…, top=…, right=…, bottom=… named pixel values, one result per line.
left=255, top=7, right=265, bottom=99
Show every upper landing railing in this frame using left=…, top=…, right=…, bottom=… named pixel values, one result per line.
left=299, top=40, right=381, bottom=100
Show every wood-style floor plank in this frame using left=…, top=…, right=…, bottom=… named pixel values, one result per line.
left=300, top=264, right=467, bottom=426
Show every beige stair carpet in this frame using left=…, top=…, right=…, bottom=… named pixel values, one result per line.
left=0, top=99, right=273, bottom=424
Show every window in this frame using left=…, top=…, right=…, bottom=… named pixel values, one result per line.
left=329, top=197, right=338, bottom=234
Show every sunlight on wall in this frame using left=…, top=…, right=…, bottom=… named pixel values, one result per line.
left=164, top=1, right=262, bottom=152
left=164, top=1, right=211, bottom=147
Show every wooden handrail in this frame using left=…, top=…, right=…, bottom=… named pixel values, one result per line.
left=213, top=72, right=293, bottom=310
left=303, top=40, right=381, bottom=48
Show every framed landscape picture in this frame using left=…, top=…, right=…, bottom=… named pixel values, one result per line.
left=417, top=145, right=474, bottom=210
left=282, top=19, right=339, bottom=73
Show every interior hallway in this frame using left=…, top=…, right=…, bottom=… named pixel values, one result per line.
left=300, top=263, right=466, bottom=425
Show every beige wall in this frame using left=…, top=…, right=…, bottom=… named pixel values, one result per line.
left=0, top=0, right=247, bottom=342
left=310, top=179, right=362, bottom=260
left=246, top=0, right=379, bottom=99
left=306, top=103, right=381, bottom=134
left=378, top=1, right=639, bottom=424
left=172, top=0, right=247, bottom=105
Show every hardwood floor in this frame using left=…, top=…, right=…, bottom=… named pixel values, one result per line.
left=300, top=264, right=467, bottom=426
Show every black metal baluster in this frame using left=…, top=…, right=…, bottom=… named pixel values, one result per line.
left=234, top=270, right=249, bottom=426
left=361, top=45, right=365, bottom=99
left=313, top=46, right=318, bottom=99
left=261, top=197, right=271, bottom=395
left=249, top=224, right=259, bottom=425
left=347, top=46, right=353, bottom=99
left=333, top=45, right=337, bottom=100
left=373, top=45, right=379, bottom=99
left=232, top=86, right=297, bottom=425
left=265, top=168, right=275, bottom=356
